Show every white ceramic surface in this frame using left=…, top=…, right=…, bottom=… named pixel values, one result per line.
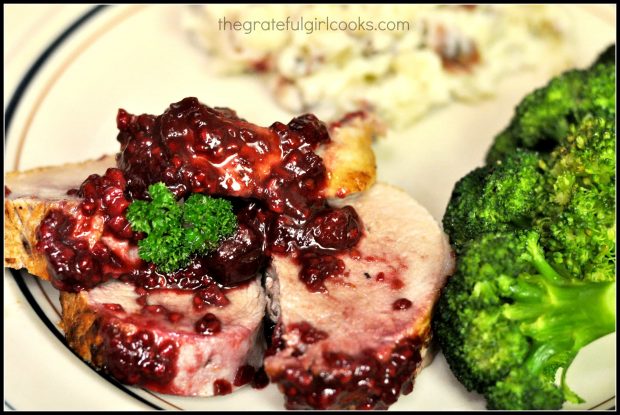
left=3, top=4, right=616, bottom=411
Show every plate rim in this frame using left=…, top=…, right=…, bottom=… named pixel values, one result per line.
left=3, top=4, right=616, bottom=411
left=3, top=5, right=166, bottom=410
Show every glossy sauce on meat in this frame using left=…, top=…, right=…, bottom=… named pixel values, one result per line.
left=37, top=97, right=364, bottom=294
left=36, top=98, right=366, bottom=388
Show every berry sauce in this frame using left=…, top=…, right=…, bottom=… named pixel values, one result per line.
left=272, top=336, right=426, bottom=410
left=234, top=365, right=256, bottom=387
left=101, top=320, right=178, bottom=391
left=213, top=379, right=233, bottom=396
left=36, top=168, right=139, bottom=291
left=116, top=97, right=330, bottom=215
left=233, top=364, right=271, bottom=389
left=287, top=321, right=329, bottom=358
left=36, top=97, right=364, bottom=294
left=194, top=313, right=222, bottom=335
left=35, top=98, right=366, bottom=394
left=392, top=298, right=413, bottom=310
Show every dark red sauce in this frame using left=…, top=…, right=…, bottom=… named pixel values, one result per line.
left=194, top=313, right=222, bottom=335
left=116, top=97, right=330, bottom=213
left=142, top=304, right=169, bottom=315
left=213, top=379, right=233, bottom=396
left=192, top=284, right=230, bottom=310
left=103, top=303, right=125, bottom=312
left=36, top=97, right=364, bottom=294
left=270, top=205, right=363, bottom=292
left=139, top=304, right=185, bottom=324
left=233, top=364, right=256, bottom=387
left=167, top=311, right=183, bottom=324
left=288, top=321, right=329, bottom=358
left=203, top=203, right=269, bottom=287
left=100, top=320, right=178, bottom=391
left=298, top=254, right=345, bottom=294
left=5, top=185, right=11, bottom=197
left=36, top=168, right=136, bottom=291
left=392, top=298, right=412, bottom=310
left=265, top=322, right=286, bottom=358
left=251, top=366, right=270, bottom=389
left=272, top=336, right=426, bottom=410
left=290, top=321, right=329, bottom=345
left=35, top=98, right=368, bottom=395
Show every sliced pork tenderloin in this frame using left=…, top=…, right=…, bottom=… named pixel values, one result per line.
left=4, top=156, right=114, bottom=280
left=4, top=111, right=378, bottom=281
left=264, top=183, right=455, bottom=409
left=60, top=278, right=266, bottom=396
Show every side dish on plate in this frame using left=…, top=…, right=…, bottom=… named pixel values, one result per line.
left=185, top=4, right=575, bottom=127
left=434, top=45, right=616, bottom=410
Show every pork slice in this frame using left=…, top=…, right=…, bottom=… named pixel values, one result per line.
left=5, top=154, right=267, bottom=397
left=264, top=183, right=455, bottom=409
left=4, top=156, right=114, bottom=280
left=60, top=278, right=265, bottom=396
left=4, top=114, right=377, bottom=279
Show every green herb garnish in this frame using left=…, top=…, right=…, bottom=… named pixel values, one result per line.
left=126, top=182, right=237, bottom=273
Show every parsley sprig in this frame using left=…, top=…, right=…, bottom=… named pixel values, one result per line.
left=126, top=183, right=237, bottom=273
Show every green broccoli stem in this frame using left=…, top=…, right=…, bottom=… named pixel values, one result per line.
left=525, top=232, right=565, bottom=283
left=502, top=232, right=616, bottom=403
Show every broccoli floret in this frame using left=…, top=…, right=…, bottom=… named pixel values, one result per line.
left=540, top=116, right=616, bottom=281
left=434, top=232, right=532, bottom=392
left=443, top=149, right=545, bottom=252
left=434, top=232, right=616, bottom=409
left=486, top=367, right=565, bottom=410
left=436, top=47, right=616, bottom=410
left=486, top=60, right=615, bottom=164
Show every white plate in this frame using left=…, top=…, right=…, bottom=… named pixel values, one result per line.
left=3, top=4, right=616, bottom=411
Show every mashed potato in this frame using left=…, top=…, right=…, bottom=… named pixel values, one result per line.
left=185, top=5, right=574, bottom=128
